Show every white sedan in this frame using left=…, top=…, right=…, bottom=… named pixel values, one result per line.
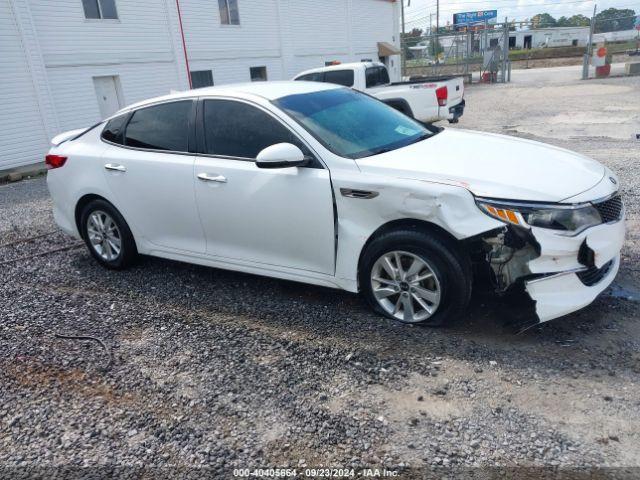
left=46, top=81, right=625, bottom=326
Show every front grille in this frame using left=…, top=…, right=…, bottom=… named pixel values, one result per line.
left=593, top=195, right=623, bottom=223
left=576, top=260, right=614, bottom=286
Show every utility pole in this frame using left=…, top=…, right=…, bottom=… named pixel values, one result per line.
left=502, top=17, right=508, bottom=83
left=430, top=12, right=434, bottom=57
left=401, top=0, right=406, bottom=76
left=436, top=0, right=439, bottom=36
left=583, top=4, right=597, bottom=80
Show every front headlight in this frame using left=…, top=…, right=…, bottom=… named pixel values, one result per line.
left=476, top=198, right=602, bottom=235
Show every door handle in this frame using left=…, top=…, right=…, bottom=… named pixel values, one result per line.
left=104, top=163, right=126, bottom=172
left=197, top=173, right=227, bottom=183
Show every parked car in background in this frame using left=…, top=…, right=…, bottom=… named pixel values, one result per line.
left=293, top=61, right=465, bottom=124
left=47, top=81, right=623, bottom=327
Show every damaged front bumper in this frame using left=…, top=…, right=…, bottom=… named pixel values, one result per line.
left=480, top=217, right=625, bottom=324
left=525, top=219, right=625, bottom=322
left=526, top=255, right=620, bottom=323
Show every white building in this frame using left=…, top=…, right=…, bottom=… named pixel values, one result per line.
left=1, top=0, right=400, bottom=170
left=507, top=26, right=591, bottom=50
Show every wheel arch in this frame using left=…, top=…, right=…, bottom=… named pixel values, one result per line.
left=356, top=218, right=469, bottom=291
left=74, top=194, right=136, bottom=250
left=382, top=98, right=414, bottom=118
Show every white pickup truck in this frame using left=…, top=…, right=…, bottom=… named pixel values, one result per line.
left=293, top=62, right=465, bottom=124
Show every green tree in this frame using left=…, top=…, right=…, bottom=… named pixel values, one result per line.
left=567, top=14, right=591, bottom=27
left=431, top=37, right=444, bottom=57
left=594, top=8, right=637, bottom=33
left=401, top=28, right=424, bottom=60
left=557, top=14, right=591, bottom=27
left=531, top=13, right=557, bottom=28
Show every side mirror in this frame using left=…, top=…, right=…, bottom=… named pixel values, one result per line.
left=256, top=143, right=309, bottom=169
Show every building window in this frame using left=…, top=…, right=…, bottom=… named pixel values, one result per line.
left=191, top=70, right=214, bottom=89
left=218, top=0, right=240, bottom=25
left=250, top=66, right=267, bottom=82
left=82, top=0, right=118, bottom=19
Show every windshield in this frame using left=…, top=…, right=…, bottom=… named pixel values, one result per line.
left=274, top=88, right=434, bottom=159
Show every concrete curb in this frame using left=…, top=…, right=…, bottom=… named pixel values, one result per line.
left=0, top=163, right=47, bottom=184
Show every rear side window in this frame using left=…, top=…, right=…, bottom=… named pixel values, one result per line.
left=365, top=66, right=390, bottom=88
left=203, top=99, right=308, bottom=159
left=323, top=70, right=354, bottom=87
left=124, top=101, right=192, bottom=152
left=101, top=114, right=129, bottom=144
left=296, top=72, right=322, bottom=82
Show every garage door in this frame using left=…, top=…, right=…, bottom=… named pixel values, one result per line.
left=0, top=0, right=49, bottom=170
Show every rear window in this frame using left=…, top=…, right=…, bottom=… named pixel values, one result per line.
left=365, top=66, right=390, bottom=88
left=323, top=70, right=354, bottom=87
left=101, top=114, right=129, bottom=144
left=124, top=101, right=192, bottom=152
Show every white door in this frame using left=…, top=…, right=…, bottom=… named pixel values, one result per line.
left=194, top=99, right=335, bottom=275
left=93, top=76, right=122, bottom=118
left=102, top=100, right=206, bottom=253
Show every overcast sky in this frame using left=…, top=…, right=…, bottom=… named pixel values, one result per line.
left=404, top=0, right=639, bottom=30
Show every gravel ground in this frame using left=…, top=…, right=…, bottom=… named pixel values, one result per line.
left=1, top=67, right=640, bottom=478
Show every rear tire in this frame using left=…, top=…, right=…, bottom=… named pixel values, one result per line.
left=80, top=199, right=137, bottom=270
left=359, top=228, right=471, bottom=326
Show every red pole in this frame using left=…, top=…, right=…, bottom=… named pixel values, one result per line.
left=175, top=0, right=192, bottom=89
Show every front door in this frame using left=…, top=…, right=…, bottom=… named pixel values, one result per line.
left=102, top=100, right=206, bottom=253
left=194, top=99, right=335, bottom=275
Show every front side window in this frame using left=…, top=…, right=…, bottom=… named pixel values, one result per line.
left=275, top=88, right=434, bottom=159
left=296, top=72, right=322, bottom=82
left=203, top=100, right=307, bottom=159
left=323, top=70, right=354, bottom=87
left=191, top=70, right=214, bottom=89
left=218, top=0, right=240, bottom=25
left=101, top=113, right=128, bottom=144
left=124, top=101, right=192, bottom=152
left=82, top=0, right=118, bottom=19
left=365, top=66, right=390, bottom=88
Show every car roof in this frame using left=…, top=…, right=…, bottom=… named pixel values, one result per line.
left=118, top=81, right=342, bottom=114
left=295, top=61, right=384, bottom=78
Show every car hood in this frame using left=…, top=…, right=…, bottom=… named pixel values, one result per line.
left=355, top=129, right=606, bottom=202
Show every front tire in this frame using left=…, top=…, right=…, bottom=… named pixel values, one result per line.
left=80, top=199, right=138, bottom=270
left=359, top=229, right=471, bottom=326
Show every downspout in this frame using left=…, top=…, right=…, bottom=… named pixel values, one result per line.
left=175, top=0, right=192, bottom=89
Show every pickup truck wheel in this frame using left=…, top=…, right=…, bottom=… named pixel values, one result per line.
left=360, top=229, right=470, bottom=326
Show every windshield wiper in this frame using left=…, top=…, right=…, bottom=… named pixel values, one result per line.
left=405, top=133, right=432, bottom=146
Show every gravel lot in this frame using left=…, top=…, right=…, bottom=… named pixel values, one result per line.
left=1, top=66, right=640, bottom=477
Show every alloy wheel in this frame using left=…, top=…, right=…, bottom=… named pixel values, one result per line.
left=370, top=250, right=441, bottom=323
left=87, top=210, right=122, bottom=262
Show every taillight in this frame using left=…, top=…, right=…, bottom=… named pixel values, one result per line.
left=45, top=154, right=67, bottom=169
left=436, top=86, right=448, bottom=107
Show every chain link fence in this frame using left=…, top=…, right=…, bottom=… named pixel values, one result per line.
left=401, top=14, right=639, bottom=82
left=401, top=21, right=514, bottom=83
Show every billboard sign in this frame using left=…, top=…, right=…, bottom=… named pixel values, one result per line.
left=634, top=15, right=640, bottom=30
left=453, top=10, right=498, bottom=30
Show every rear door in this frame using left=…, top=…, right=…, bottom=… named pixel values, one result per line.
left=193, top=98, right=335, bottom=274
left=102, top=100, right=206, bottom=253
